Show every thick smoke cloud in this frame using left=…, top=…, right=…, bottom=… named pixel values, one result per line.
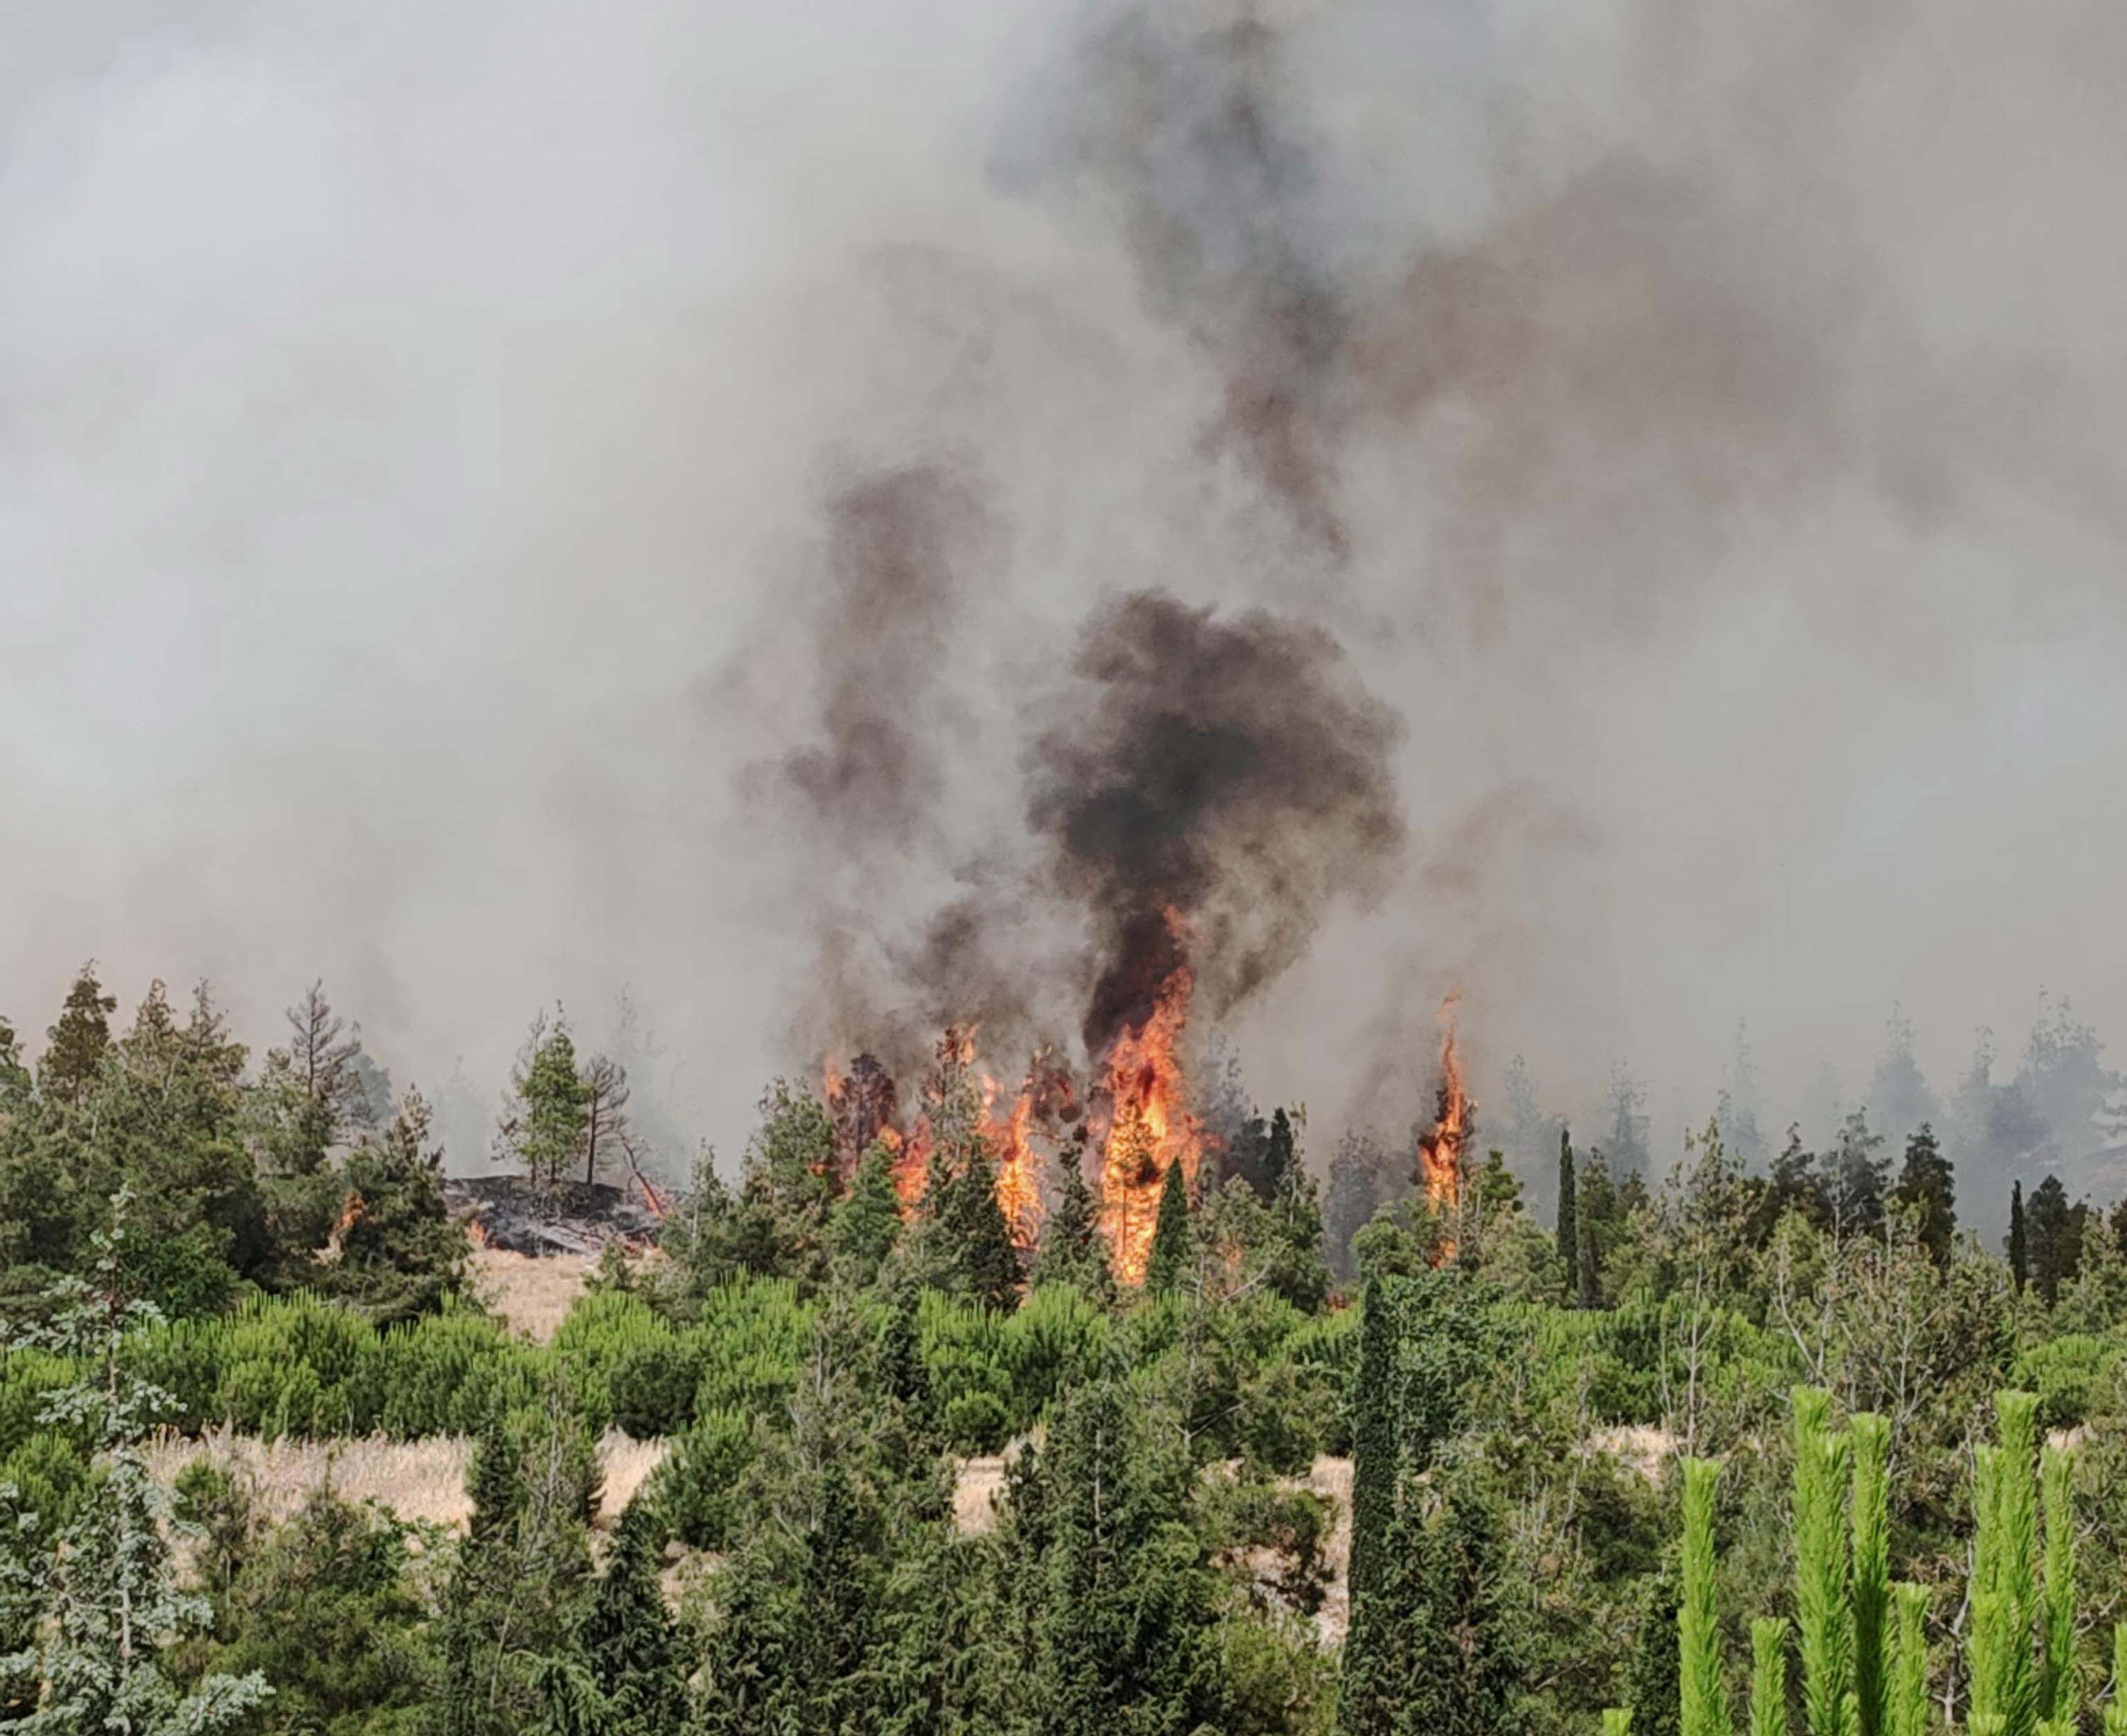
left=1027, top=593, right=1404, bottom=1053
left=4, top=0, right=2127, bottom=1180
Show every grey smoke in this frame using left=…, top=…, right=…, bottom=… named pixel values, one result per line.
left=3, top=0, right=2126, bottom=1187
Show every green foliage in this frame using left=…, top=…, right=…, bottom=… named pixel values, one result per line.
left=1680, top=1460, right=1732, bottom=1736
left=1144, top=1161, right=1194, bottom=1294
left=1792, top=1387, right=1856, bottom=1736
left=1851, top=1413, right=1892, bottom=1736
left=1753, top=1618, right=1793, bottom=1736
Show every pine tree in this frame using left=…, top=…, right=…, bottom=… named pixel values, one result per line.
left=2041, top=1446, right=2078, bottom=1725
left=581, top=1502, right=686, bottom=1736
left=1970, top=1390, right=2041, bottom=1736
left=40, top=961, right=117, bottom=1107
left=1144, top=1161, right=1193, bottom=1294
left=1753, top=1619, right=1794, bottom=1736
left=1892, top=1124, right=1956, bottom=1272
left=826, top=1140, right=903, bottom=1287
left=1853, top=1413, right=1892, bottom=1736
left=928, top=1135, right=1020, bottom=1311
left=1792, top=1387, right=1855, bottom=1736
left=1888, top=1586, right=1929, bottom=1736
left=496, top=1013, right=592, bottom=1192
left=1558, top=1126, right=1580, bottom=1300
left=1032, top=1140, right=1112, bottom=1299
left=1680, top=1460, right=1733, bottom=1736
left=2010, top=1181, right=2030, bottom=1294
left=2104, top=1625, right=2127, bottom=1736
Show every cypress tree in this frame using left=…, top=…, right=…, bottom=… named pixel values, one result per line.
left=1753, top=1619, right=1792, bottom=1736
left=1852, top=1413, right=1892, bottom=1736
left=1340, top=1281, right=1403, bottom=1735
left=1558, top=1126, right=1580, bottom=1300
left=1263, top=1107, right=1297, bottom=1198
left=2009, top=1182, right=2029, bottom=1294
left=1792, top=1386, right=1855, bottom=1736
left=1888, top=1586, right=1929, bottom=1736
left=1144, top=1162, right=1193, bottom=1294
left=1680, top=1459, right=1734, bottom=1736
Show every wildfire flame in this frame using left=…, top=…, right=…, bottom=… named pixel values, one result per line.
left=1096, top=934, right=1205, bottom=1286
left=983, top=1073, right=1043, bottom=1253
left=1415, top=992, right=1472, bottom=1261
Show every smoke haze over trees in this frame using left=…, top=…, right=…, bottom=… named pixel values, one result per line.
left=4, top=0, right=2127, bottom=1192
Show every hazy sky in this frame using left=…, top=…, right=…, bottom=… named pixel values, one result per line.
left=4, top=0, right=2125, bottom=1173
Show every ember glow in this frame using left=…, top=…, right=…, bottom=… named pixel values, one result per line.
left=1095, top=948, right=1207, bottom=1286
left=1416, top=992, right=1473, bottom=1260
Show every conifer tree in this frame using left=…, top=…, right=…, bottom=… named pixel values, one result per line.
left=1032, top=1141, right=1112, bottom=1300
left=1680, top=1459, right=1734, bottom=1736
left=2104, top=1625, right=2127, bottom=1736
left=2042, top=1446, right=2078, bottom=1725
left=1753, top=1619, right=1793, bottom=1736
left=928, top=1136, right=1020, bottom=1310
left=1888, top=1586, right=1929, bottom=1736
left=1792, top=1387, right=1855, bottom=1736
left=1970, top=1390, right=2040, bottom=1736
left=1892, top=1124, right=1956, bottom=1271
left=2010, top=1181, right=2029, bottom=1294
left=1340, top=1281, right=1402, bottom=1735
left=826, top=1140, right=903, bottom=1287
left=581, top=1502, right=685, bottom=1736
left=40, top=961, right=116, bottom=1107
left=1558, top=1126, right=1580, bottom=1299
left=1144, top=1161, right=1193, bottom=1294
left=1263, top=1106, right=1298, bottom=1197
left=1853, top=1413, right=1892, bottom=1736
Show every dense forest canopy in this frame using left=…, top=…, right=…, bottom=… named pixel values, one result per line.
left=2, top=965, right=2127, bottom=1733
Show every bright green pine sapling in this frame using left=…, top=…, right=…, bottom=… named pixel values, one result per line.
left=2040, top=1445, right=2077, bottom=1725
left=1887, top=1584, right=1930, bottom=1736
left=1752, top=1618, right=1791, bottom=1736
left=2104, top=1624, right=2127, bottom=1736
left=1850, top=1413, right=1892, bottom=1736
left=1793, top=1387, right=1858, bottom=1736
left=1682, top=1458, right=1735, bottom=1736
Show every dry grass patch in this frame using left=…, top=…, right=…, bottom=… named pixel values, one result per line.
left=146, top=1428, right=669, bottom=1532
left=469, top=1248, right=595, bottom=1340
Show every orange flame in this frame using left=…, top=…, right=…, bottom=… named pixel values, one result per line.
left=1097, top=945, right=1205, bottom=1286
left=983, top=1071, right=1044, bottom=1253
left=1416, top=992, right=1472, bottom=1260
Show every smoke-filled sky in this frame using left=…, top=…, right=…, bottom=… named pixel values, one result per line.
left=4, top=0, right=2126, bottom=1174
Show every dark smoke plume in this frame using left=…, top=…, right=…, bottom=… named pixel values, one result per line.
left=765, top=461, right=999, bottom=1067
left=1049, top=8, right=1351, bottom=559
left=1027, top=591, right=1405, bottom=1054
left=781, top=464, right=993, bottom=844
